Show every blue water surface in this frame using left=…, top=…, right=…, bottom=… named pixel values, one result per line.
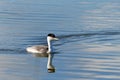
left=0, top=0, right=120, bottom=80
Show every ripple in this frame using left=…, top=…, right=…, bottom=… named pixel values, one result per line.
left=84, top=44, right=120, bottom=52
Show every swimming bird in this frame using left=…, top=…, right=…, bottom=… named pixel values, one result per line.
left=26, top=33, right=59, bottom=55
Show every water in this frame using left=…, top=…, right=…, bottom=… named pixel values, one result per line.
left=0, top=0, right=120, bottom=80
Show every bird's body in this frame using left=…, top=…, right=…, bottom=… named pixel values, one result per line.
left=26, top=45, right=48, bottom=54
left=26, top=33, right=59, bottom=55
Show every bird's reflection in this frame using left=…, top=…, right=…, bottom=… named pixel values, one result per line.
left=32, top=53, right=48, bottom=57
left=31, top=53, right=55, bottom=73
left=47, top=53, right=55, bottom=73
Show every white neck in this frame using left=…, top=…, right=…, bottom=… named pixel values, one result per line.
left=47, top=37, right=53, bottom=53
left=47, top=53, right=55, bottom=70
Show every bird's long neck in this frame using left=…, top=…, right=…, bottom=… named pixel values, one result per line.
left=47, top=37, right=53, bottom=53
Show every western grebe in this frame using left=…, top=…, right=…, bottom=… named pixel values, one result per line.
left=26, top=33, right=59, bottom=54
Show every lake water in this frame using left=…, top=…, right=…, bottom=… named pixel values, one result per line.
left=0, top=0, right=120, bottom=80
